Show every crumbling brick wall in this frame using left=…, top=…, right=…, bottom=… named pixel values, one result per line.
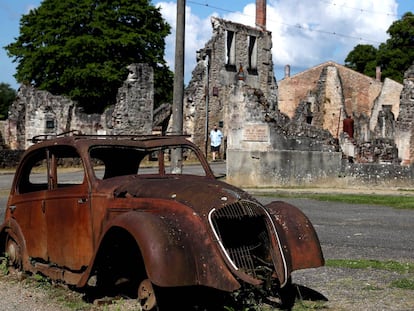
left=278, top=62, right=386, bottom=136
left=278, top=62, right=403, bottom=164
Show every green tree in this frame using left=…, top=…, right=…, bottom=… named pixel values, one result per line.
left=345, top=12, right=414, bottom=83
left=0, top=83, right=16, bottom=120
left=5, top=0, right=172, bottom=113
left=344, top=44, right=378, bottom=77
left=377, top=12, right=414, bottom=83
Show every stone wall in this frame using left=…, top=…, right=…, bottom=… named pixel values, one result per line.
left=222, top=68, right=414, bottom=186
left=183, top=16, right=414, bottom=186
left=183, top=17, right=278, bottom=156
left=341, top=161, right=414, bottom=187
left=0, top=150, right=24, bottom=168
left=227, top=149, right=342, bottom=187
left=278, top=61, right=407, bottom=166
left=112, top=64, right=154, bottom=135
left=278, top=62, right=402, bottom=141
left=226, top=81, right=341, bottom=187
left=4, top=63, right=161, bottom=150
left=396, top=63, right=414, bottom=165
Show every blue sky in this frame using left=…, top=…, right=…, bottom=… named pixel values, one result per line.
left=1, top=0, right=413, bottom=91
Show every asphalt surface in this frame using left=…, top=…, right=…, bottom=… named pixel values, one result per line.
left=0, top=164, right=413, bottom=263
left=257, top=196, right=414, bottom=262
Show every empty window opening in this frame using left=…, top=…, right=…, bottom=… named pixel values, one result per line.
left=225, top=30, right=236, bottom=67
left=46, top=119, right=55, bottom=129
left=248, top=35, right=258, bottom=72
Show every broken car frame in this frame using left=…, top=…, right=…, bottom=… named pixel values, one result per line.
left=0, top=132, right=324, bottom=310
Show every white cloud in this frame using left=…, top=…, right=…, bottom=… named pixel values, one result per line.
left=266, top=0, right=398, bottom=78
left=157, top=0, right=399, bottom=83
left=157, top=2, right=213, bottom=84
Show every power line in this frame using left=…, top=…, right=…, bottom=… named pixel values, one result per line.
left=320, top=0, right=402, bottom=19
left=187, top=1, right=235, bottom=14
left=287, top=23, right=383, bottom=44
left=187, top=0, right=400, bottom=44
left=188, top=0, right=402, bottom=19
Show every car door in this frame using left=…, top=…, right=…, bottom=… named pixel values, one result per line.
left=11, top=148, right=50, bottom=262
left=43, top=147, right=94, bottom=271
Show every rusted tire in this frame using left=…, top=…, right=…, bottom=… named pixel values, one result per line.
left=278, top=277, right=297, bottom=310
left=5, top=234, right=22, bottom=269
left=138, top=279, right=158, bottom=310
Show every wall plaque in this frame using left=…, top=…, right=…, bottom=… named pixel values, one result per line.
left=243, top=124, right=269, bottom=142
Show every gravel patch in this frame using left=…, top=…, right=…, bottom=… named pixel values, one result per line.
left=0, top=265, right=412, bottom=310
left=293, top=266, right=414, bottom=311
left=0, top=186, right=412, bottom=310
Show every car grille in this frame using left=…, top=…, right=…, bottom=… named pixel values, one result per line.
left=209, top=200, right=274, bottom=279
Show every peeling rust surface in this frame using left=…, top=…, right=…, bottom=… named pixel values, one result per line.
left=0, top=133, right=324, bottom=299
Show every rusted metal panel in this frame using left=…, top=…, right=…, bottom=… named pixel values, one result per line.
left=0, top=132, right=324, bottom=308
left=104, top=209, right=241, bottom=291
left=266, top=201, right=325, bottom=270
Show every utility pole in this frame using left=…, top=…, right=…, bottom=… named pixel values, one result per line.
left=172, top=0, right=185, bottom=136
left=171, top=0, right=185, bottom=173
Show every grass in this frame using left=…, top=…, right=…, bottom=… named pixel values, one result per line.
left=260, top=192, right=414, bottom=209
left=1, top=258, right=413, bottom=310
left=327, top=259, right=414, bottom=291
left=326, top=259, right=414, bottom=273
left=0, top=256, right=9, bottom=275
left=390, top=278, right=414, bottom=290
left=292, top=301, right=328, bottom=310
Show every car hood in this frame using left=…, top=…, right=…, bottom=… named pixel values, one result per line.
left=111, top=175, right=256, bottom=214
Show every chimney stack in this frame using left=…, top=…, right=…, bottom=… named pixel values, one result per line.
left=256, top=0, right=266, bottom=30
left=376, top=66, right=382, bottom=81
left=284, top=65, right=291, bottom=79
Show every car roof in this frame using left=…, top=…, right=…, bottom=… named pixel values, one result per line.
left=28, top=131, right=196, bottom=151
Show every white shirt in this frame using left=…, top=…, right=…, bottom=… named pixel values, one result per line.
left=210, top=129, right=223, bottom=147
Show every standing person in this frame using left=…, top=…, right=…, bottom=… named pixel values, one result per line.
left=210, top=124, right=223, bottom=161
left=343, top=115, right=354, bottom=139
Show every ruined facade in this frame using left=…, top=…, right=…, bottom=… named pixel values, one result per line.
left=4, top=0, right=414, bottom=186
left=222, top=62, right=412, bottom=186
left=396, top=63, right=414, bottom=165
left=112, top=64, right=154, bottom=135
left=181, top=13, right=345, bottom=186
left=182, top=8, right=413, bottom=186
left=183, top=16, right=277, bottom=155
left=5, top=84, right=100, bottom=150
left=5, top=63, right=170, bottom=150
left=278, top=61, right=403, bottom=164
left=225, top=80, right=341, bottom=187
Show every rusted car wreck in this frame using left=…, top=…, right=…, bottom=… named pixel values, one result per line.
left=0, top=132, right=324, bottom=310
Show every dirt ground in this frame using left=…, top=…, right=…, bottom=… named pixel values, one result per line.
left=0, top=265, right=413, bottom=311
left=293, top=266, right=414, bottom=311
left=0, top=184, right=412, bottom=310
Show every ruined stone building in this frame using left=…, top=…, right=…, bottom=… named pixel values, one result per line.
left=4, top=63, right=171, bottom=150
left=3, top=0, right=414, bottom=187
left=183, top=1, right=277, bottom=155
left=182, top=0, right=413, bottom=186
left=396, top=64, right=414, bottom=165
left=278, top=61, right=403, bottom=164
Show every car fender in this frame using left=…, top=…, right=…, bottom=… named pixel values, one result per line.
left=0, top=219, right=30, bottom=271
left=79, top=206, right=240, bottom=292
left=265, top=201, right=324, bottom=271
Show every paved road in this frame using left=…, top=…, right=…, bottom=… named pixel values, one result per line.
left=0, top=168, right=413, bottom=263
left=258, top=196, right=414, bottom=262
